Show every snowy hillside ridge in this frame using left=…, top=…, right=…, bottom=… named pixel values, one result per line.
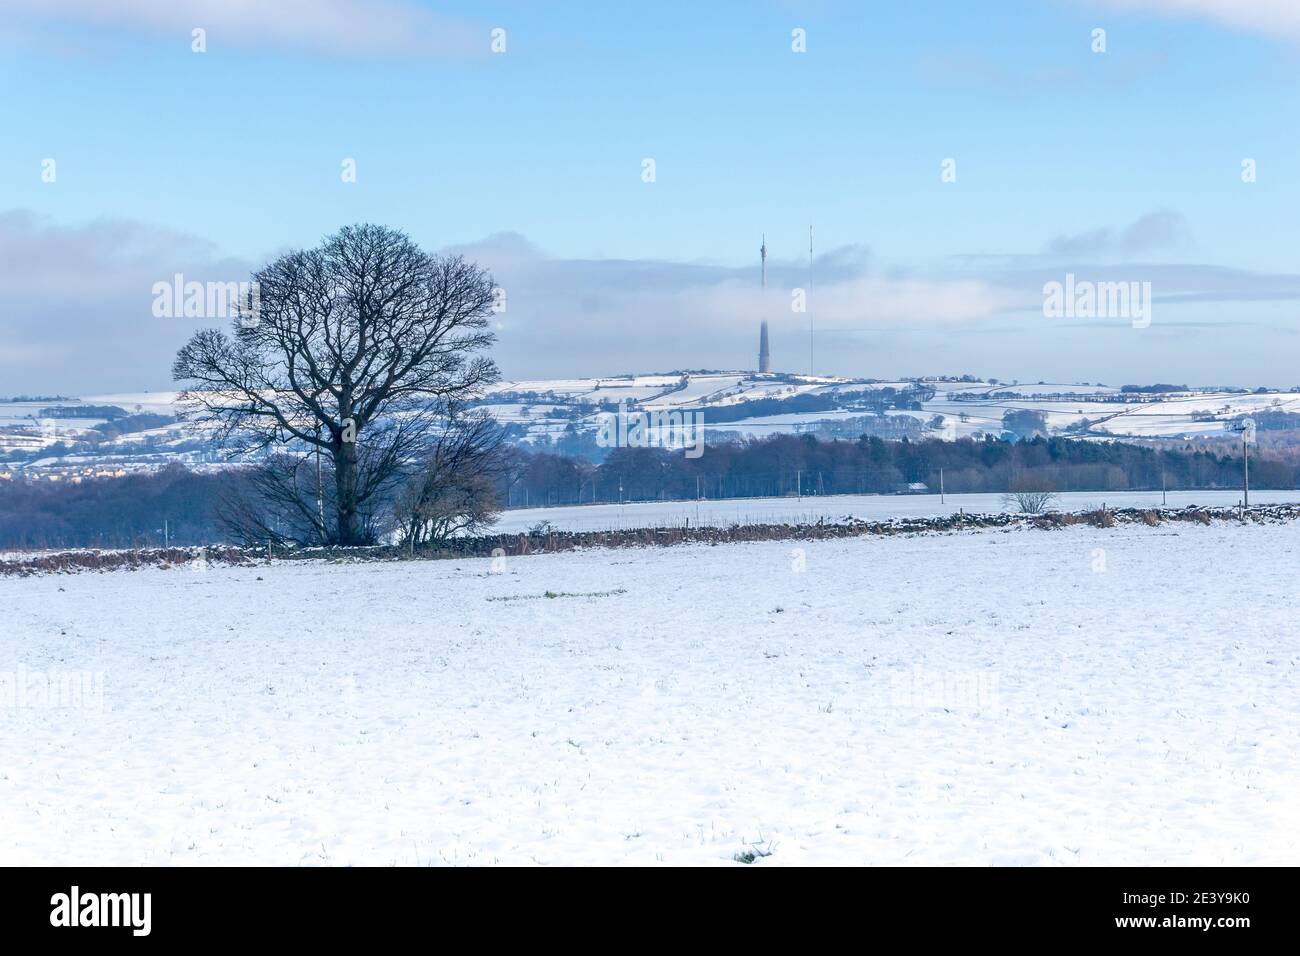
left=5, top=504, right=1299, bottom=577
left=398, top=373, right=1300, bottom=446
left=6, top=375, right=1300, bottom=480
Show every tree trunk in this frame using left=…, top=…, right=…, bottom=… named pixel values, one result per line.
left=334, top=437, right=361, bottom=545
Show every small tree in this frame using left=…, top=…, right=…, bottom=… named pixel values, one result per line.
left=173, top=224, right=498, bottom=545
left=1002, top=408, right=1049, bottom=440
left=1004, top=490, right=1058, bottom=514
left=394, top=411, right=509, bottom=549
left=216, top=453, right=334, bottom=547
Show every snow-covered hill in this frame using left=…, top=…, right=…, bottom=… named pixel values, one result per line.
left=5, top=373, right=1298, bottom=479
left=469, top=373, right=1300, bottom=447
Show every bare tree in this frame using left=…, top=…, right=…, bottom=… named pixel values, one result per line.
left=173, top=224, right=498, bottom=545
left=1002, top=470, right=1059, bottom=515
left=1002, top=408, right=1049, bottom=440
left=1003, top=490, right=1058, bottom=515
left=394, top=411, right=509, bottom=550
left=216, top=455, right=334, bottom=548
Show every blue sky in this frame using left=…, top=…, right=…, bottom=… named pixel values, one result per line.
left=2, top=0, right=1299, bottom=391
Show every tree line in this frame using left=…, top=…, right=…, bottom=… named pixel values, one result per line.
left=4, top=433, right=1290, bottom=550
left=506, top=432, right=1291, bottom=506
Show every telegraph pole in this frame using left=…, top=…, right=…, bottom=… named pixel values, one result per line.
left=315, top=424, right=325, bottom=537
left=808, top=224, right=814, bottom=377
left=1242, top=418, right=1255, bottom=508
left=940, top=468, right=945, bottom=504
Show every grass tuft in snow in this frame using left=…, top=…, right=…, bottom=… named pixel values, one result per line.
left=486, top=588, right=628, bottom=602
left=733, top=841, right=775, bottom=864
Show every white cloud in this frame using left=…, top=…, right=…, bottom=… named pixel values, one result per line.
left=6, top=212, right=1300, bottom=392
left=0, top=210, right=253, bottom=394
left=1044, top=210, right=1192, bottom=258
left=1086, top=0, right=1300, bottom=40
left=450, top=234, right=1021, bottom=378
left=0, top=0, right=486, bottom=57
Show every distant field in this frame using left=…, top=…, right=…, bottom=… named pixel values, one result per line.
left=490, top=489, right=1300, bottom=533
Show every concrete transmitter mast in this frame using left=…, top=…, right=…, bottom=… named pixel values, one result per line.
left=758, top=235, right=771, bottom=373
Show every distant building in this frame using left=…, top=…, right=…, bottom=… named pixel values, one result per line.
left=894, top=482, right=930, bottom=494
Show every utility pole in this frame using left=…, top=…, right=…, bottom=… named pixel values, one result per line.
left=163, top=519, right=169, bottom=548
left=796, top=469, right=802, bottom=500
left=1243, top=438, right=1249, bottom=508
left=315, top=424, right=325, bottom=538
left=1242, top=418, right=1255, bottom=509
left=940, top=468, right=945, bottom=505
left=808, top=224, right=814, bottom=377
left=1161, top=470, right=1166, bottom=507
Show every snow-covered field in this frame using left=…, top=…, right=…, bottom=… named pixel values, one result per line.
left=3, top=520, right=1299, bottom=865
left=491, top=489, right=1300, bottom=533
